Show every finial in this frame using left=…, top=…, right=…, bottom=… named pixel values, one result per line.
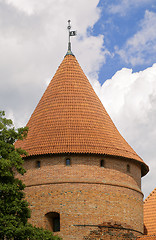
left=66, top=20, right=77, bottom=55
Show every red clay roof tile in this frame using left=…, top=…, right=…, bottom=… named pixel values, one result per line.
left=144, top=188, right=156, bottom=235
left=15, top=54, right=148, bottom=176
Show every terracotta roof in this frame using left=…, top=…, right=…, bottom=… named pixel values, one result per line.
left=15, top=53, right=148, bottom=176
left=144, top=188, right=156, bottom=235
left=138, top=236, right=156, bottom=239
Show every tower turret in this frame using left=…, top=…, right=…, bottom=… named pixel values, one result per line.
left=15, top=23, right=148, bottom=239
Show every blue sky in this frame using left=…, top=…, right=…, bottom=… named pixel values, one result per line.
left=92, top=0, right=156, bottom=83
left=0, top=0, right=156, bottom=199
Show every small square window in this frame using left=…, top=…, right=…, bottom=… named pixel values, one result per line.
left=100, top=160, right=105, bottom=167
left=36, top=161, right=41, bottom=168
left=127, top=164, right=130, bottom=172
left=66, top=158, right=71, bottom=166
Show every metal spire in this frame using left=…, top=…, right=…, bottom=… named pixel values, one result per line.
left=66, top=20, right=77, bottom=55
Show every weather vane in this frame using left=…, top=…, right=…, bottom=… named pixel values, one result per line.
left=67, top=20, right=77, bottom=52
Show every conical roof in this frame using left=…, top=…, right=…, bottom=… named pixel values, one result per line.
left=15, top=53, right=148, bottom=176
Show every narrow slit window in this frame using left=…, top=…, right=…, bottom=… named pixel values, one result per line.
left=100, top=160, right=105, bottom=167
left=127, top=164, right=130, bottom=172
left=66, top=158, right=71, bottom=166
left=36, top=161, right=41, bottom=168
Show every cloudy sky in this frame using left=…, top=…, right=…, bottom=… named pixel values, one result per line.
left=0, top=0, right=156, bottom=199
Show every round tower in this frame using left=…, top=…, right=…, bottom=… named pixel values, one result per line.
left=15, top=51, right=149, bottom=240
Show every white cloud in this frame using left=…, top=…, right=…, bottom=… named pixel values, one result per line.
left=4, top=0, right=101, bottom=35
left=116, top=11, right=156, bottom=66
left=75, top=35, right=110, bottom=80
left=95, top=63, right=156, bottom=198
left=108, top=0, right=154, bottom=16
left=0, top=0, right=108, bottom=127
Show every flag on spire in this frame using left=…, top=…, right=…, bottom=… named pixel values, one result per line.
left=67, top=20, right=77, bottom=53
left=69, top=30, right=77, bottom=36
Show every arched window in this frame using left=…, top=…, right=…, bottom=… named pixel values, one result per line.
left=45, top=212, right=60, bottom=232
left=127, top=164, right=130, bottom=173
left=36, top=161, right=41, bottom=168
left=100, top=160, right=105, bottom=167
left=66, top=158, right=71, bottom=166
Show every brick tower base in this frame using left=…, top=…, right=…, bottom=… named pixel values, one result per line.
left=83, top=221, right=142, bottom=240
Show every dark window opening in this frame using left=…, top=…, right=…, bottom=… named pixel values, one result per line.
left=127, top=164, right=130, bottom=173
left=53, top=216, right=60, bottom=232
left=45, top=212, right=60, bottom=232
left=36, top=161, right=41, bottom=168
left=100, top=160, right=105, bottom=167
left=66, top=158, right=71, bottom=166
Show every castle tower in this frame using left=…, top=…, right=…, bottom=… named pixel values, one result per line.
left=15, top=29, right=149, bottom=239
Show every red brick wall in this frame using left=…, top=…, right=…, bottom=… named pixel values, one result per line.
left=83, top=221, right=141, bottom=239
left=17, top=154, right=143, bottom=240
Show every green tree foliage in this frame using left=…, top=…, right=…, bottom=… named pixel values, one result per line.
left=0, top=111, right=61, bottom=240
